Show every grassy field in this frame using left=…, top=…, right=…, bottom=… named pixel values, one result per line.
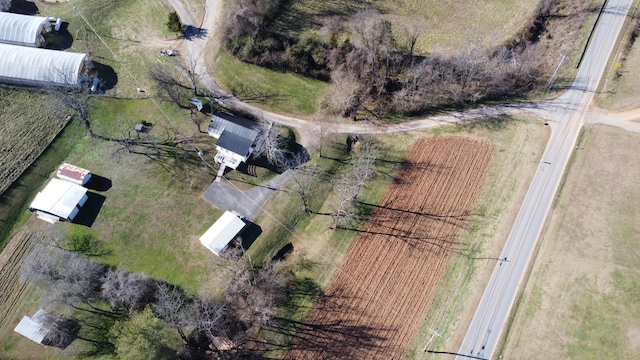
left=38, top=0, right=180, bottom=97
left=213, top=53, right=329, bottom=117
left=64, top=98, right=222, bottom=293
left=0, top=93, right=228, bottom=357
left=596, top=3, right=640, bottom=110
left=274, top=0, right=538, bottom=54
left=0, top=90, right=86, bottom=249
left=501, top=125, right=640, bottom=359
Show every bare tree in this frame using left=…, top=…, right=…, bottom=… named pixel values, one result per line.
left=252, top=117, right=289, bottom=169
left=329, top=172, right=359, bottom=229
left=399, top=19, right=423, bottom=61
left=351, top=139, right=379, bottom=202
left=40, top=312, right=81, bottom=349
left=319, top=16, right=343, bottom=49
left=21, top=246, right=108, bottom=314
left=184, top=48, right=203, bottom=96
left=191, top=297, right=230, bottom=350
left=47, top=73, right=101, bottom=137
left=325, top=65, right=363, bottom=117
left=153, top=283, right=193, bottom=343
left=224, top=260, right=289, bottom=331
left=149, top=65, right=189, bottom=108
left=287, top=164, right=329, bottom=214
left=101, top=270, right=155, bottom=315
left=327, top=138, right=378, bottom=228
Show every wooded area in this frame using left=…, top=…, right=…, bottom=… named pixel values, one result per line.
left=221, top=1, right=566, bottom=118
left=19, top=241, right=294, bottom=358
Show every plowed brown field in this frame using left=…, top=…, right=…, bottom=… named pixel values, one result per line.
left=0, top=231, right=45, bottom=331
left=285, top=136, right=494, bottom=359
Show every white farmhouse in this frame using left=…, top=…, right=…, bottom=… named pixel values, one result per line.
left=208, top=112, right=259, bottom=170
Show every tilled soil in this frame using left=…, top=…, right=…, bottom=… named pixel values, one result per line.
left=284, top=136, right=495, bottom=359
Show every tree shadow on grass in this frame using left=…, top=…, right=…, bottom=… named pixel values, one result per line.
left=229, top=83, right=288, bottom=106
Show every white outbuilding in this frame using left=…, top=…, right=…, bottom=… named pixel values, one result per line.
left=14, top=309, right=49, bottom=345
left=0, top=12, right=52, bottom=47
left=29, top=178, right=89, bottom=223
left=199, top=211, right=247, bottom=256
left=0, top=43, right=92, bottom=87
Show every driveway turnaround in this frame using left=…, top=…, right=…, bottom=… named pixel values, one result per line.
left=203, top=170, right=293, bottom=220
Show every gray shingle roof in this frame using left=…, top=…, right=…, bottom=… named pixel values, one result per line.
left=208, top=112, right=259, bottom=140
left=216, top=130, right=255, bottom=157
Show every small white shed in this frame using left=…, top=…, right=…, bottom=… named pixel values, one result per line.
left=14, top=309, right=48, bottom=344
left=29, top=178, right=88, bottom=223
left=199, top=211, right=246, bottom=256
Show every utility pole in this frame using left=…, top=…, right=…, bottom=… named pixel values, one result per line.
left=423, top=328, right=441, bottom=352
left=546, top=54, right=567, bottom=93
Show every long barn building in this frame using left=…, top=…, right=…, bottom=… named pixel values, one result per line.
left=0, top=12, right=52, bottom=47
left=0, top=43, right=92, bottom=87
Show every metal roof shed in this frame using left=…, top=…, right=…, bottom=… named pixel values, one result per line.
left=29, top=178, right=88, bottom=223
left=199, top=211, right=247, bottom=256
left=56, top=163, right=92, bottom=185
left=14, top=309, right=48, bottom=344
left=0, top=43, right=91, bottom=87
left=0, top=12, right=52, bottom=47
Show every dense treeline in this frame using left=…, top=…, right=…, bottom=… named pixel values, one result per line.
left=20, top=243, right=293, bottom=359
left=224, top=0, right=329, bottom=80
left=222, top=1, right=566, bottom=118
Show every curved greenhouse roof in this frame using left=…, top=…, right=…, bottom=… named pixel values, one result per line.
left=0, top=43, right=91, bottom=87
left=0, top=12, right=51, bottom=47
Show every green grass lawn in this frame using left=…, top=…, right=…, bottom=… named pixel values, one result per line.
left=273, top=0, right=537, bottom=54
left=57, top=99, right=223, bottom=294
left=38, top=0, right=178, bottom=97
left=0, top=120, right=84, bottom=250
left=213, top=52, right=328, bottom=117
left=501, top=125, right=640, bottom=359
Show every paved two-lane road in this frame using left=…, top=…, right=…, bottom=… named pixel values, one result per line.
left=457, top=1, right=634, bottom=358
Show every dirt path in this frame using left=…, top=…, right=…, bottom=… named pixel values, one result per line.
left=165, top=0, right=640, bottom=149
